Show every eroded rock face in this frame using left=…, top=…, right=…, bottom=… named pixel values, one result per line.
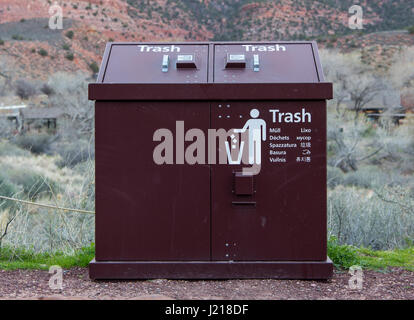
left=1, top=0, right=413, bottom=82
left=0, top=0, right=213, bottom=81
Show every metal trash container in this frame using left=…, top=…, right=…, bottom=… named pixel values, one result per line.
left=88, top=41, right=333, bottom=280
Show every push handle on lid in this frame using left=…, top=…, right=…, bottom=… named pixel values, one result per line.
left=162, top=55, right=169, bottom=72
left=253, top=54, right=260, bottom=72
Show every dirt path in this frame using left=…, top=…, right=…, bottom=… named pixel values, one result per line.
left=0, top=267, right=413, bottom=300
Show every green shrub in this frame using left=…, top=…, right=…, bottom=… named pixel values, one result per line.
left=72, top=159, right=95, bottom=211
left=38, top=48, right=48, bottom=57
left=327, top=166, right=345, bottom=188
left=62, top=43, right=70, bottom=50
left=0, top=39, right=4, bottom=45
left=12, top=35, right=24, bottom=40
left=341, top=166, right=408, bottom=189
left=89, top=61, right=99, bottom=74
left=0, top=119, right=15, bottom=139
left=3, top=166, right=59, bottom=199
left=65, top=30, right=74, bottom=39
left=65, top=52, right=74, bottom=61
left=328, top=185, right=414, bottom=250
left=0, top=141, right=30, bottom=157
left=328, top=236, right=362, bottom=269
left=0, top=174, right=19, bottom=209
left=342, top=167, right=377, bottom=189
left=53, top=140, right=94, bottom=168
left=15, top=79, right=36, bottom=100
left=40, top=83, right=54, bottom=96
left=12, top=134, right=54, bottom=154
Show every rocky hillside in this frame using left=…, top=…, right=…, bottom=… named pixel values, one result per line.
left=0, top=0, right=413, bottom=81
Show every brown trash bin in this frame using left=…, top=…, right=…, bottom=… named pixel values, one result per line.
left=88, top=42, right=333, bottom=279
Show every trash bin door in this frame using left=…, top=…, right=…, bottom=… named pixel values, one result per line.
left=211, top=100, right=327, bottom=261
left=95, top=101, right=210, bottom=261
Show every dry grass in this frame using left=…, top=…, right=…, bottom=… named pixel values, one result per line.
left=0, top=143, right=94, bottom=254
left=1, top=155, right=84, bottom=194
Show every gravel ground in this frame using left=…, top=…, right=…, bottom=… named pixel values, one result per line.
left=0, top=267, right=413, bottom=300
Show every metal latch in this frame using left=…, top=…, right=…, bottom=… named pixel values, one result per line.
left=162, top=55, right=169, bottom=72
left=253, top=54, right=260, bottom=72
left=176, top=54, right=197, bottom=69
left=225, top=53, right=246, bottom=68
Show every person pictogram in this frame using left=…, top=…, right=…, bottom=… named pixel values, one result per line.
left=234, top=109, right=266, bottom=164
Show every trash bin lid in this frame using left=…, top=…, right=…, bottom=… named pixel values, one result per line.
left=101, top=43, right=209, bottom=83
left=214, top=43, right=321, bottom=83
left=89, top=42, right=332, bottom=101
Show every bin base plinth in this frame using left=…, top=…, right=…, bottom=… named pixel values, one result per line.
left=89, top=258, right=333, bottom=280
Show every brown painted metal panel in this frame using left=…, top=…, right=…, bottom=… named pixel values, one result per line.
left=89, top=83, right=333, bottom=101
left=102, top=44, right=208, bottom=83
left=211, top=100, right=326, bottom=261
left=214, top=43, right=319, bottom=83
left=90, top=41, right=333, bottom=279
left=95, top=101, right=210, bottom=261
left=89, top=258, right=333, bottom=280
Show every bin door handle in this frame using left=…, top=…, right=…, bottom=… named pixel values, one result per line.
left=232, top=201, right=256, bottom=206
left=234, top=171, right=254, bottom=195
left=162, top=55, right=169, bottom=72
